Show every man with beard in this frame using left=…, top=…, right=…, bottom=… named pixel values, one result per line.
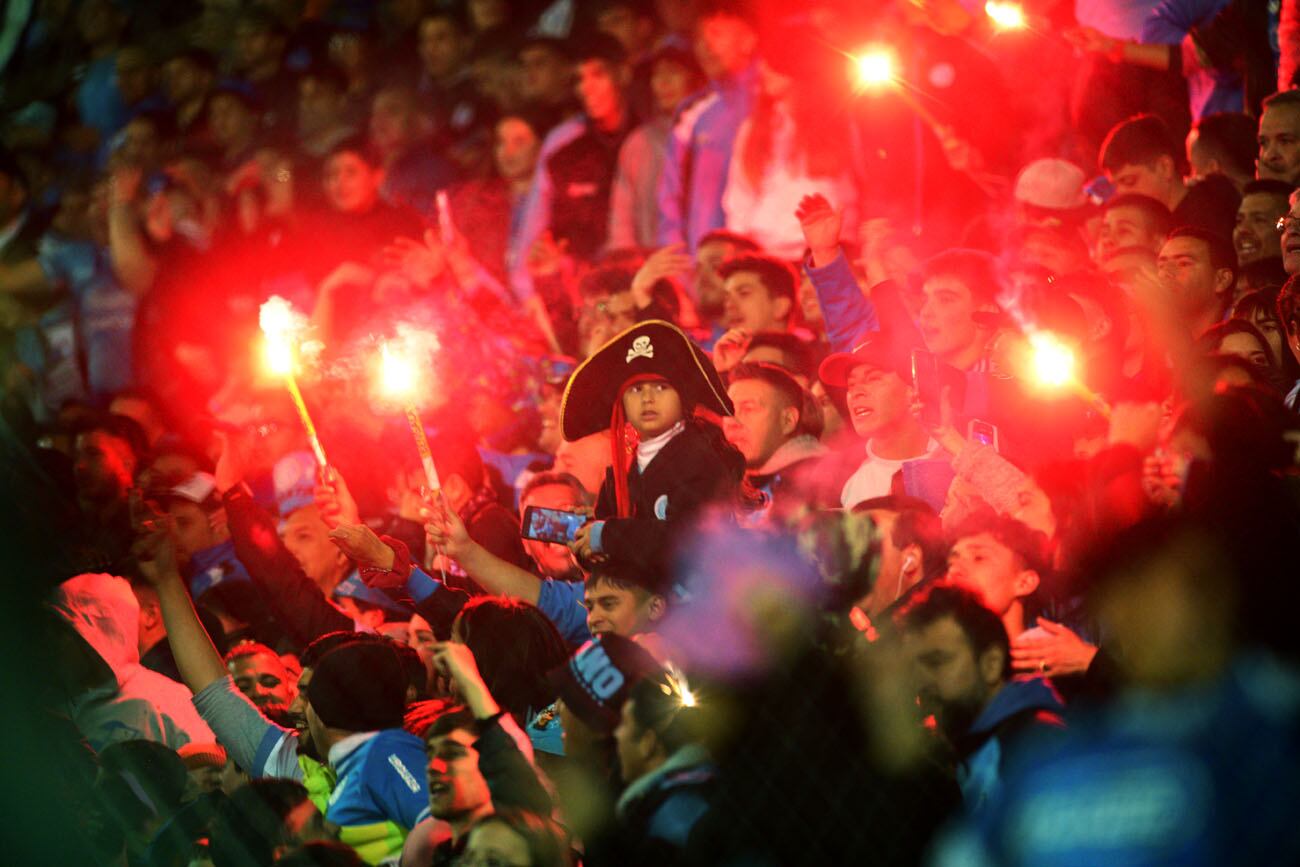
left=224, top=642, right=297, bottom=725
left=897, top=583, right=1064, bottom=813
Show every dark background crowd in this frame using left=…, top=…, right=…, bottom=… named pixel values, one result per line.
left=2, top=0, right=1300, bottom=864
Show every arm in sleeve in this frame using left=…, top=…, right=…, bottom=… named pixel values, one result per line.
left=191, top=675, right=302, bottom=780
left=1142, top=0, right=1217, bottom=42
left=475, top=715, right=554, bottom=816
left=222, top=484, right=353, bottom=648
left=803, top=251, right=880, bottom=353
left=536, top=579, right=591, bottom=645
left=656, top=111, right=691, bottom=248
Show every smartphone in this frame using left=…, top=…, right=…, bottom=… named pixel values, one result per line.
left=1083, top=175, right=1116, bottom=206
left=435, top=190, right=454, bottom=245
left=521, top=506, right=587, bottom=545
left=911, top=348, right=942, bottom=426
left=967, top=419, right=1000, bottom=452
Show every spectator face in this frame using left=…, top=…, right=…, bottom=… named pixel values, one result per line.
left=538, top=386, right=562, bottom=455
left=694, top=239, right=741, bottom=317
left=694, top=13, right=755, bottom=81
left=1096, top=204, right=1163, bottom=262
left=298, top=76, right=344, bottom=140
left=74, top=431, right=135, bottom=501
left=577, top=60, right=625, bottom=126
left=1258, top=103, right=1300, bottom=184
left=1281, top=197, right=1300, bottom=274
left=493, top=117, right=540, bottom=183
left=425, top=727, right=491, bottom=820
left=1106, top=160, right=1175, bottom=204
left=1234, top=192, right=1288, bottom=266
left=1243, top=307, right=1287, bottom=367
left=1216, top=331, right=1272, bottom=368
left=119, top=117, right=161, bottom=170
left=650, top=56, right=697, bottom=116
left=228, top=650, right=296, bottom=715
left=585, top=579, right=658, bottom=637
left=519, top=44, right=573, bottom=105
left=233, top=21, right=283, bottom=73
left=722, top=270, right=791, bottom=331
left=408, top=613, right=437, bottom=675
left=287, top=669, right=313, bottom=747
left=725, top=378, right=798, bottom=468
left=163, top=56, right=209, bottom=105
left=370, top=89, right=420, bottom=157
left=280, top=505, right=348, bottom=588
left=919, top=275, right=983, bottom=363
left=208, top=93, right=256, bottom=151
left=418, top=17, right=465, bottom=80
left=554, top=433, right=612, bottom=495
left=1156, top=235, right=1232, bottom=323
left=1018, top=228, right=1088, bottom=277
left=77, top=0, right=123, bottom=49
left=468, top=0, right=508, bottom=31
left=324, top=150, right=380, bottom=213
left=521, top=483, right=582, bottom=578
left=946, top=533, right=1036, bottom=617
left=907, top=614, right=999, bottom=742
left=462, top=820, right=532, bottom=867
left=166, top=500, right=217, bottom=563
left=622, top=380, right=683, bottom=438
left=614, top=697, right=655, bottom=782
left=810, top=380, right=844, bottom=439
left=599, top=4, right=656, bottom=56
left=580, top=292, right=638, bottom=357
left=115, top=49, right=155, bottom=107
left=844, top=364, right=913, bottom=438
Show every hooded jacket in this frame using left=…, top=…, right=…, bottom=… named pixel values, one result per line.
left=956, top=675, right=1064, bottom=812
left=612, top=743, right=716, bottom=866
left=52, top=573, right=214, bottom=751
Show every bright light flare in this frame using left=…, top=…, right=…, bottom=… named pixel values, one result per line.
left=1029, top=332, right=1075, bottom=388
left=854, top=48, right=896, bottom=88
left=985, top=1, right=1027, bottom=30
left=380, top=342, right=419, bottom=400
left=259, top=296, right=307, bottom=376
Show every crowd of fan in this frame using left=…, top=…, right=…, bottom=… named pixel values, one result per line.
left=3, top=0, right=1300, bottom=865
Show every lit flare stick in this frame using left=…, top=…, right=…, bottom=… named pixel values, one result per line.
left=849, top=46, right=943, bottom=128
left=378, top=337, right=447, bottom=581
left=1026, top=332, right=1111, bottom=419
left=985, top=1, right=1028, bottom=31
left=260, top=297, right=328, bottom=467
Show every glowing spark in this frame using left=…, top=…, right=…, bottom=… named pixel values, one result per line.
left=259, top=296, right=308, bottom=376
left=381, top=342, right=418, bottom=400
left=854, top=48, right=896, bottom=88
left=1029, top=332, right=1075, bottom=388
left=985, top=1, right=1027, bottom=30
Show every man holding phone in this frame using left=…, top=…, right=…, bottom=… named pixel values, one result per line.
left=818, top=331, right=946, bottom=510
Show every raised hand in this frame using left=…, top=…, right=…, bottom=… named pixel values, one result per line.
left=328, top=523, right=396, bottom=570
left=631, top=244, right=693, bottom=308
left=315, top=465, right=360, bottom=529
left=1011, top=618, right=1099, bottom=678
left=421, top=493, right=473, bottom=563
left=795, top=194, right=842, bottom=264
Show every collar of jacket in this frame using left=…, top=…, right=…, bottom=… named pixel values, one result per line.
left=616, top=742, right=712, bottom=818
left=749, top=434, right=828, bottom=478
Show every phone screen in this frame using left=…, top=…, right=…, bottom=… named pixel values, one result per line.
left=521, top=506, right=587, bottom=545
left=911, top=349, right=942, bottom=426
left=968, top=419, right=999, bottom=451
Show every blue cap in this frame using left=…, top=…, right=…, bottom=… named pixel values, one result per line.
left=273, top=451, right=317, bottom=518
left=333, top=572, right=412, bottom=617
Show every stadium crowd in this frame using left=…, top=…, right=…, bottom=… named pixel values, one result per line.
left=2, top=0, right=1299, bottom=864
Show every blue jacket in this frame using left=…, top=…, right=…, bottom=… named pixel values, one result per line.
left=656, top=64, right=758, bottom=253
left=956, top=676, right=1064, bottom=812
left=935, top=656, right=1300, bottom=867
left=802, top=252, right=880, bottom=353
left=327, top=729, right=429, bottom=831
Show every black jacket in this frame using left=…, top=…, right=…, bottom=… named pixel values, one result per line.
left=594, top=421, right=738, bottom=579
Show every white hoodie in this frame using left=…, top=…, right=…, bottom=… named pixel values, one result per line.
left=53, top=573, right=214, bottom=751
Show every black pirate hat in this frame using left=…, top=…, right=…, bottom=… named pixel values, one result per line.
left=560, top=320, right=733, bottom=441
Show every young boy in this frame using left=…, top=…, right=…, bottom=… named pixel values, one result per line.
left=562, top=320, right=745, bottom=576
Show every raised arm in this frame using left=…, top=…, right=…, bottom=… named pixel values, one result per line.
left=796, top=194, right=879, bottom=352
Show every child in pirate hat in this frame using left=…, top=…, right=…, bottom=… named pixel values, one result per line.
left=560, top=320, right=751, bottom=575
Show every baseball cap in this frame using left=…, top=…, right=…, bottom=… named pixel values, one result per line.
left=818, top=330, right=915, bottom=388
left=1014, top=158, right=1088, bottom=211
left=273, top=451, right=317, bottom=518
left=166, top=472, right=219, bottom=509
